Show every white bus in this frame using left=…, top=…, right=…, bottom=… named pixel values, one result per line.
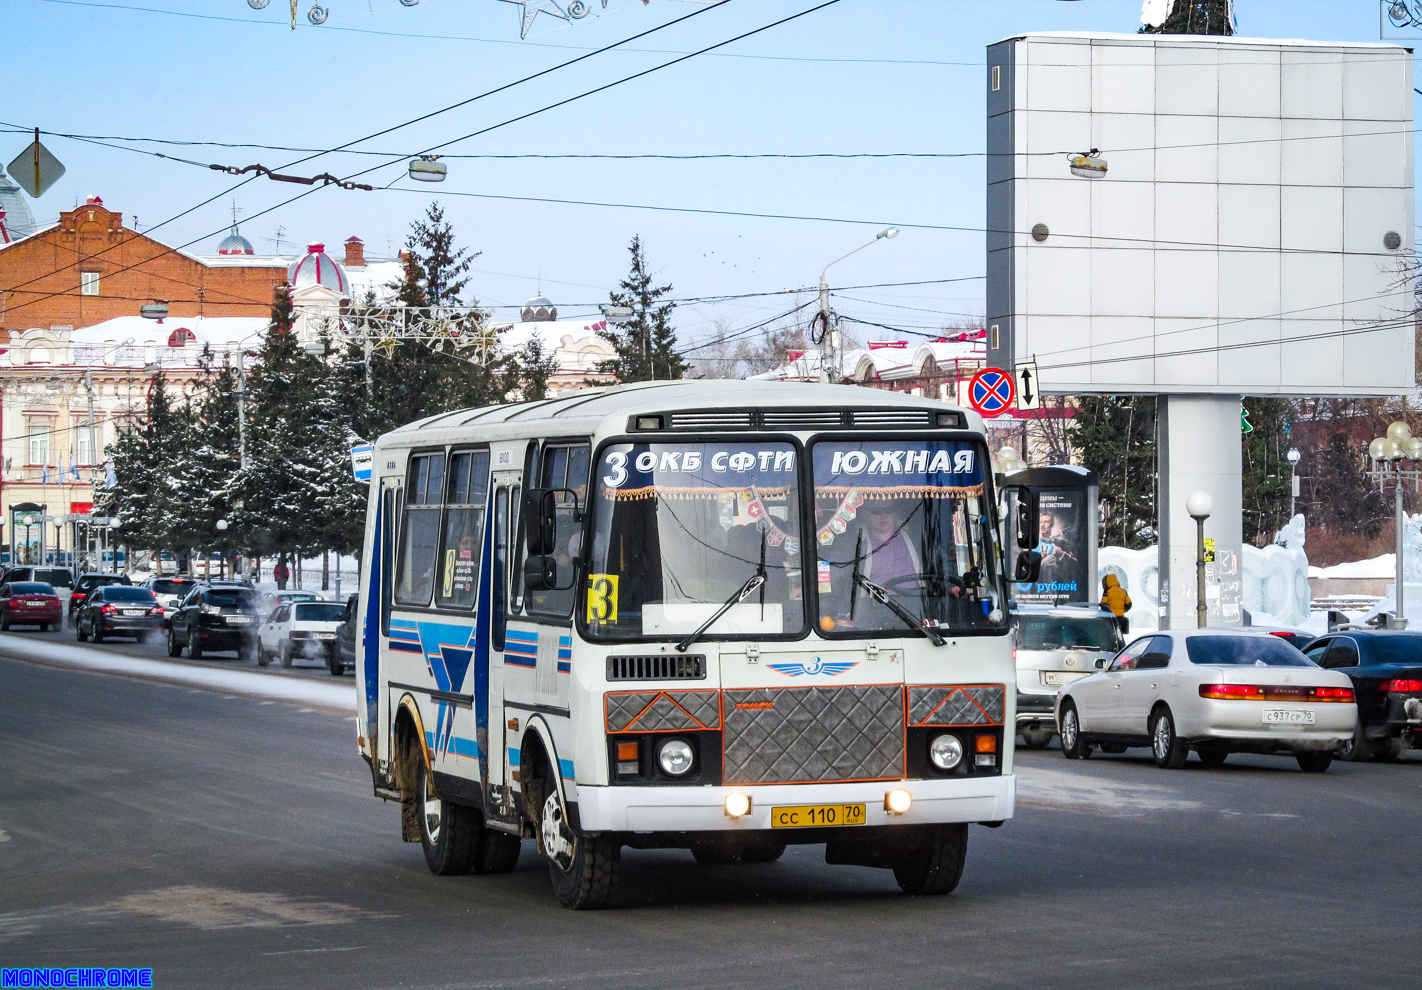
left=355, top=380, right=1039, bottom=908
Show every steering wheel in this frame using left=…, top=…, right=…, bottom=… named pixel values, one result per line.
left=878, top=573, right=958, bottom=596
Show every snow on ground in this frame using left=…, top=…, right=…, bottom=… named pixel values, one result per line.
left=0, top=634, right=354, bottom=713
left=1309, top=554, right=1395, bottom=579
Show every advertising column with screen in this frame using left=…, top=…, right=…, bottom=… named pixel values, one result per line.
left=1006, top=466, right=1098, bottom=608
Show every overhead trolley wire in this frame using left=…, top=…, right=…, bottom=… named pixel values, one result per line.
left=0, top=0, right=742, bottom=315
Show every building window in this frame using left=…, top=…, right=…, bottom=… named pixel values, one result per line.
left=28, top=427, right=49, bottom=465
left=77, top=426, right=96, bottom=466
left=991, top=65, right=1001, bottom=92
left=80, top=271, right=100, bottom=296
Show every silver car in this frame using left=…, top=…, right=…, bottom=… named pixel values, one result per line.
left=1056, top=628, right=1357, bottom=772
left=1012, top=606, right=1124, bottom=748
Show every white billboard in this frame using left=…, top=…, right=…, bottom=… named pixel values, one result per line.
left=986, top=32, right=1415, bottom=396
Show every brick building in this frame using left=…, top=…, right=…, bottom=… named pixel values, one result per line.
left=0, top=197, right=286, bottom=338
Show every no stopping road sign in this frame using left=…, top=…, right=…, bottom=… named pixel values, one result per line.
left=968, top=368, right=1016, bottom=414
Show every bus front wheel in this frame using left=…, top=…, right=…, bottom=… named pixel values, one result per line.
left=892, top=823, right=968, bottom=896
left=539, top=772, right=618, bottom=909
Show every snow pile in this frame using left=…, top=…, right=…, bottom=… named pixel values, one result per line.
left=0, top=634, right=355, bottom=712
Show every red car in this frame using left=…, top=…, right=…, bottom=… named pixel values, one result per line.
left=0, top=581, right=63, bottom=631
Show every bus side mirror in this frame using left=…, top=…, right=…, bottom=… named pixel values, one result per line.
left=1014, top=550, right=1041, bottom=584
left=1013, top=486, right=1040, bottom=550
left=524, top=488, right=582, bottom=555
left=524, top=555, right=576, bottom=593
left=524, top=555, right=558, bottom=591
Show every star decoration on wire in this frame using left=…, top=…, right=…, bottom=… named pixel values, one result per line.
left=468, top=324, right=502, bottom=366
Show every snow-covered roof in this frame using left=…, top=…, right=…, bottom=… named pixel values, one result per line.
left=346, top=260, right=404, bottom=305
left=69, top=316, right=269, bottom=347
left=999, top=31, right=1408, bottom=51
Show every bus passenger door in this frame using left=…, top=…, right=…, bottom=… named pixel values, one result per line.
left=486, top=445, right=523, bottom=823
left=367, top=474, right=400, bottom=787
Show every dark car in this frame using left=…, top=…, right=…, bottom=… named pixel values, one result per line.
left=76, top=586, right=165, bottom=644
left=68, top=572, right=134, bottom=623
left=1302, top=630, right=1422, bottom=761
left=334, top=594, right=359, bottom=675
left=167, top=583, right=262, bottom=661
left=0, top=582, right=62, bottom=631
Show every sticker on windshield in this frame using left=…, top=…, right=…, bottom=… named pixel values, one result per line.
left=600, top=445, right=796, bottom=492
left=818, top=560, right=832, bottom=593
left=587, top=573, right=619, bottom=626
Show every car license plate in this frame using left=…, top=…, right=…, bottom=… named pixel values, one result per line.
left=122, top=609, right=145, bottom=616
left=225, top=615, right=252, bottom=625
left=1263, top=709, right=1315, bottom=725
left=771, top=803, right=866, bottom=828
left=25, top=602, right=44, bottom=607
left=314, top=632, right=336, bottom=640
left=1043, top=671, right=1088, bottom=686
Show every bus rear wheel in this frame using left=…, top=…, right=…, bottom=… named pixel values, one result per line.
left=892, top=823, right=968, bottom=896
left=539, top=772, right=618, bottom=909
left=417, top=757, right=476, bottom=876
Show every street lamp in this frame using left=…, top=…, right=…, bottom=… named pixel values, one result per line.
left=216, top=518, right=229, bottom=581
left=1287, top=447, right=1301, bottom=517
left=815, top=228, right=899, bottom=383
left=1368, top=421, right=1419, bottom=627
left=1186, top=491, right=1213, bottom=630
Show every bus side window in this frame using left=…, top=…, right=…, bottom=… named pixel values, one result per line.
left=493, top=487, right=509, bottom=650
left=511, top=443, right=537, bottom=614
left=508, top=484, right=521, bottom=615
left=526, top=442, right=590, bottom=618
left=380, top=487, right=395, bottom=636
left=395, top=452, right=445, bottom=607
left=437, top=449, right=491, bottom=609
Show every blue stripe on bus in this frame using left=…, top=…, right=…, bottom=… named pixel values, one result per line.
left=557, top=661, right=571, bottom=674
left=505, top=655, right=536, bottom=668
left=389, top=642, right=423, bottom=654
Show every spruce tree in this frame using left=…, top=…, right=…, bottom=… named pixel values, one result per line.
left=1140, top=0, right=1234, bottom=35
left=1071, top=396, right=1159, bottom=549
left=599, top=236, right=686, bottom=383
left=519, top=335, right=560, bottom=401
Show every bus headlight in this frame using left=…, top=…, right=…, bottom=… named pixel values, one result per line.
left=930, top=733, right=963, bottom=770
left=657, top=738, right=695, bottom=776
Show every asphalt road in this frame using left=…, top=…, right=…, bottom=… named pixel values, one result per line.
left=2, top=653, right=1421, bottom=990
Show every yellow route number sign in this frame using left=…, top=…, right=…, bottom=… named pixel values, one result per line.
left=587, top=573, right=619, bottom=625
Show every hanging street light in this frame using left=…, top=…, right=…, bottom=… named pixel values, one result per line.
left=409, top=156, right=447, bottom=183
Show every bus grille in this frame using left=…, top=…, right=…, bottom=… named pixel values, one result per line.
left=606, top=654, right=706, bottom=681
left=668, top=411, right=754, bottom=430
left=721, top=685, right=905, bottom=784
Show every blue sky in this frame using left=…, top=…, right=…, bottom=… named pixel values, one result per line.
left=5, top=0, right=1410, bottom=351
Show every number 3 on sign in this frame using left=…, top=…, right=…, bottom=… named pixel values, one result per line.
left=587, top=573, right=619, bottom=625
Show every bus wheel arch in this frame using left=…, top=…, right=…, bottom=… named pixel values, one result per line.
left=394, top=696, right=430, bottom=844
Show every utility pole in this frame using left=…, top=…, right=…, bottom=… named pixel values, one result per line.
left=816, top=228, right=899, bottom=383
left=84, top=371, right=97, bottom=573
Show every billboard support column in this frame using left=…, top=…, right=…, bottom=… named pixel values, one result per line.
left=1159, top=395, right=1242, bottom=629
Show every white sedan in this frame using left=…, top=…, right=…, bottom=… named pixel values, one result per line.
left=256, top=600, right=348, bottom=671
left=1055, top=628, right=1357, bottom=772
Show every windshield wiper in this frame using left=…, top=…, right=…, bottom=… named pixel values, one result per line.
left=676, top=529, right=767, bottom=653
left=852, top=571, right=947, bottom=647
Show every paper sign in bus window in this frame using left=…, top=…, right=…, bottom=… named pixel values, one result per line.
left=587, top=573, right=619, bottom=625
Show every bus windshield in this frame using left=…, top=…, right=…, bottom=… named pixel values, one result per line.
left=584, top=441, right=805, bottom=641
left=812, top=439, right=1005, bottom=637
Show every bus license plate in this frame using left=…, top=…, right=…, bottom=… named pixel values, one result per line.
left=1262, top=709, right=1314, bottom=724
left=771, top=803, right=866, bottom=829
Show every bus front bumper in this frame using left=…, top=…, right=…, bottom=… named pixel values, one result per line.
left=576, top=774, right=1015, bottom=833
